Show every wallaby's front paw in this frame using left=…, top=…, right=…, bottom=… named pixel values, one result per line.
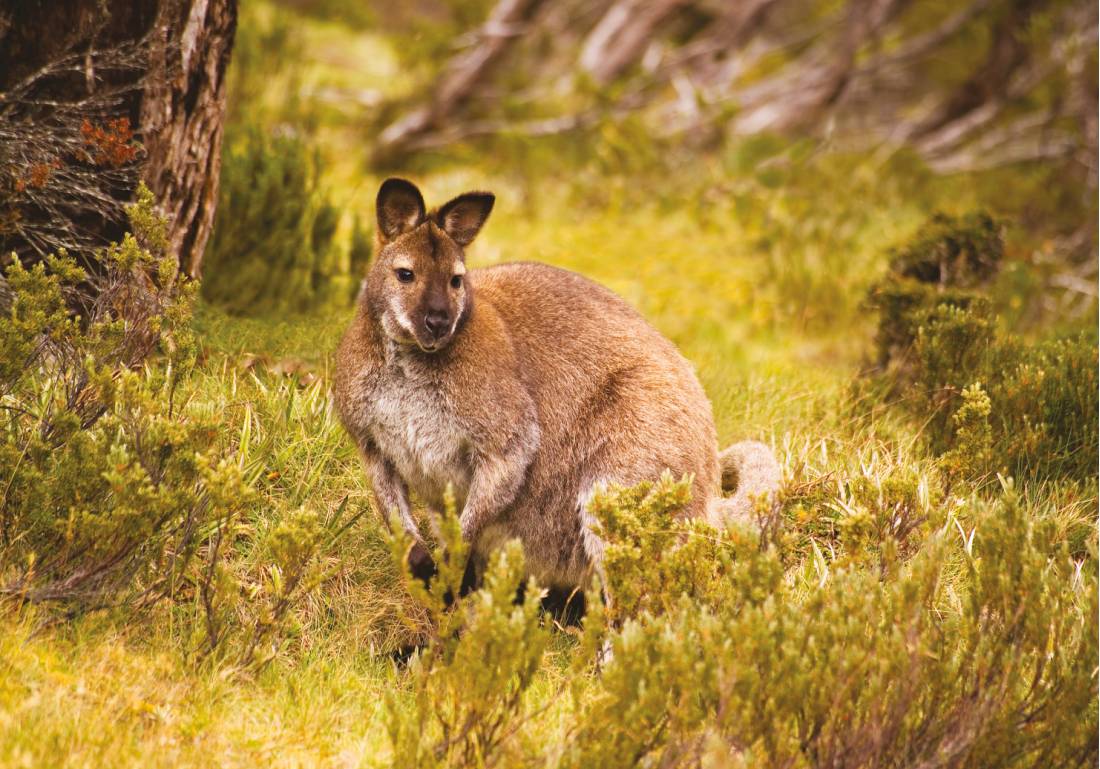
left=407, top=541, right=437, bottom=587
left=459, top=511, right=478, bottom=543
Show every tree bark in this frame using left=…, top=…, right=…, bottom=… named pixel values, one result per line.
left=140, top=0, right=236, bottom=278
left=0, top=0, right=236, bottom=279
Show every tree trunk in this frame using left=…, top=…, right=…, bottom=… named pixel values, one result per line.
left=0, top=0, right=236, bottom=279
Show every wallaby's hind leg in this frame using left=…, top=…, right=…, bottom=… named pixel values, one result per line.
left=539, top=585, right=586, bottom=627
left=577, top=478, right=612, bottom=598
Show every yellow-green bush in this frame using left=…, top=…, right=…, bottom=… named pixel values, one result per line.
left=203, top=124, right=342, bottom=314
left=868, top=212, right=1099, bottom=484
left=0, top=191, right=347, bottom=672
left=0, top=187, right=246, bottom=611
left=378, top=469, right=1095, bottom=768
left=587, top=473, right=772, bottom=622
left=382, top=494, right=559, bottom=769
left=564, top=484, right=1096, bottom=768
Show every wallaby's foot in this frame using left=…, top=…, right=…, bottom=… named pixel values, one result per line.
left=540, top=586, right=586, bottom=627
left=406, top=541, right=437, bottom=588
left=511, top=580, right=586, bottom=626
left=406, top=542, right=479, bottom=607
left=390, top=642, right=421, bottom=666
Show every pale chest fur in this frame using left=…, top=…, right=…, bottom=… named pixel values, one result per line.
left=354, top=362, right=473, bottom=509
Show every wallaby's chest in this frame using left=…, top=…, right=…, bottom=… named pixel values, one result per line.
left=365, top=368, right=472, bottom=507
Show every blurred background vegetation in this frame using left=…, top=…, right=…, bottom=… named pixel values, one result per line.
left=201, top=0, right=1096, bottom=328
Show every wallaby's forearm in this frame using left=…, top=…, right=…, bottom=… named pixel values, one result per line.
left=360, top=446, right=419, bottom=540
left=460, top=425, right=538, bottom=541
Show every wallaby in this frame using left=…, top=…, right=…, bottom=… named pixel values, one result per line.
left=334, top=178, right=780, bottom=590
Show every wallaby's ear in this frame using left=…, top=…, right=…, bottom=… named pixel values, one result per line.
left=435, top=192, right=495, bottom=247
left=376, top=178, right=426, bottom=242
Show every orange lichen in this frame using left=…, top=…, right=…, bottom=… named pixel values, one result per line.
left=80, top=117, right=138, bottom=167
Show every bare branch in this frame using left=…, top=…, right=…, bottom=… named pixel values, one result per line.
left=579, top=0, right=686, bottom=85
left=374, top=0, right=547, bottom=161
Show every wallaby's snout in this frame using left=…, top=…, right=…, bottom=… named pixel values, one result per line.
left=424, top=302, right=452, bottom=341
left=422, top=277, right=454, bottom=342
left=364, top=178, right=494, bottom=354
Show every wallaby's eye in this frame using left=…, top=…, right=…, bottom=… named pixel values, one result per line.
left=395, top=268, right=414, bottom=283
left=450, top=275, right=463, bottom=289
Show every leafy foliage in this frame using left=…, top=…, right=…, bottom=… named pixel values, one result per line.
left=383, top=491, right=560, bottom=769
left=0, top=190, right=348, bottom=675
left=562, top=481, right=1097, bottom=769
left=868, top=212, right=1098, bottom=484
left=587, top=473, right=765, bottom=622
left=204, top=124, right=342, bottom=314
left=940, top=382, right=995, bottom=483
left=375, top=467, right=1096, bottom=768
left=0, top=186, right=242, bottom=611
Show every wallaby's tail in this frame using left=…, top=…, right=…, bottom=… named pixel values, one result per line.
left=709, top=440, right=781, bottom=526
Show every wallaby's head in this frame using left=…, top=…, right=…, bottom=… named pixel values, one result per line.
left=364, top=178, right=494, bottom=353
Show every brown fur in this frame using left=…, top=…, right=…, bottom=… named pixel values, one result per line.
left=334, top=179, right=779, bottom=589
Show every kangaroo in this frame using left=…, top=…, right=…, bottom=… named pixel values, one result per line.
left=333, top=178, right=780, bottom=590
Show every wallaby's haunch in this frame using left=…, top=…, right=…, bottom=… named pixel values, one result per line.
left=334, top=178, right=780, bottom=589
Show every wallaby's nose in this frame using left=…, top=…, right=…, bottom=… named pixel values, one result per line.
left=425, top=310, right=451, bottom=339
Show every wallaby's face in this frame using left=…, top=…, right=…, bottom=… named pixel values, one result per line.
left=366, top=179, right=494, bottom=353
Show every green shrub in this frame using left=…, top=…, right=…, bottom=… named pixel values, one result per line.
left=870, top=211, right=1002, bottom=370
left=868, top=212, right=1098, bottom=484
left=359, top=457, right=1094, bottom=768
left=587, top=472, right=771, bottom=622
left=940, top=383, right=994, bottom=483
left=203, top=124, right=342, bottom=314
left=561, top=482, right=1097, bottom=769
left=986, top=334, right=1099, bottom=481
left=0, top=189, right=344, bottom=673
left=184, top=372, right=374, bottom=671
left=0, top=186, right=251, bottom=612
left=887, top=211, right=1002, bottom=289
left=382, top=492, right=559, bottom=769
